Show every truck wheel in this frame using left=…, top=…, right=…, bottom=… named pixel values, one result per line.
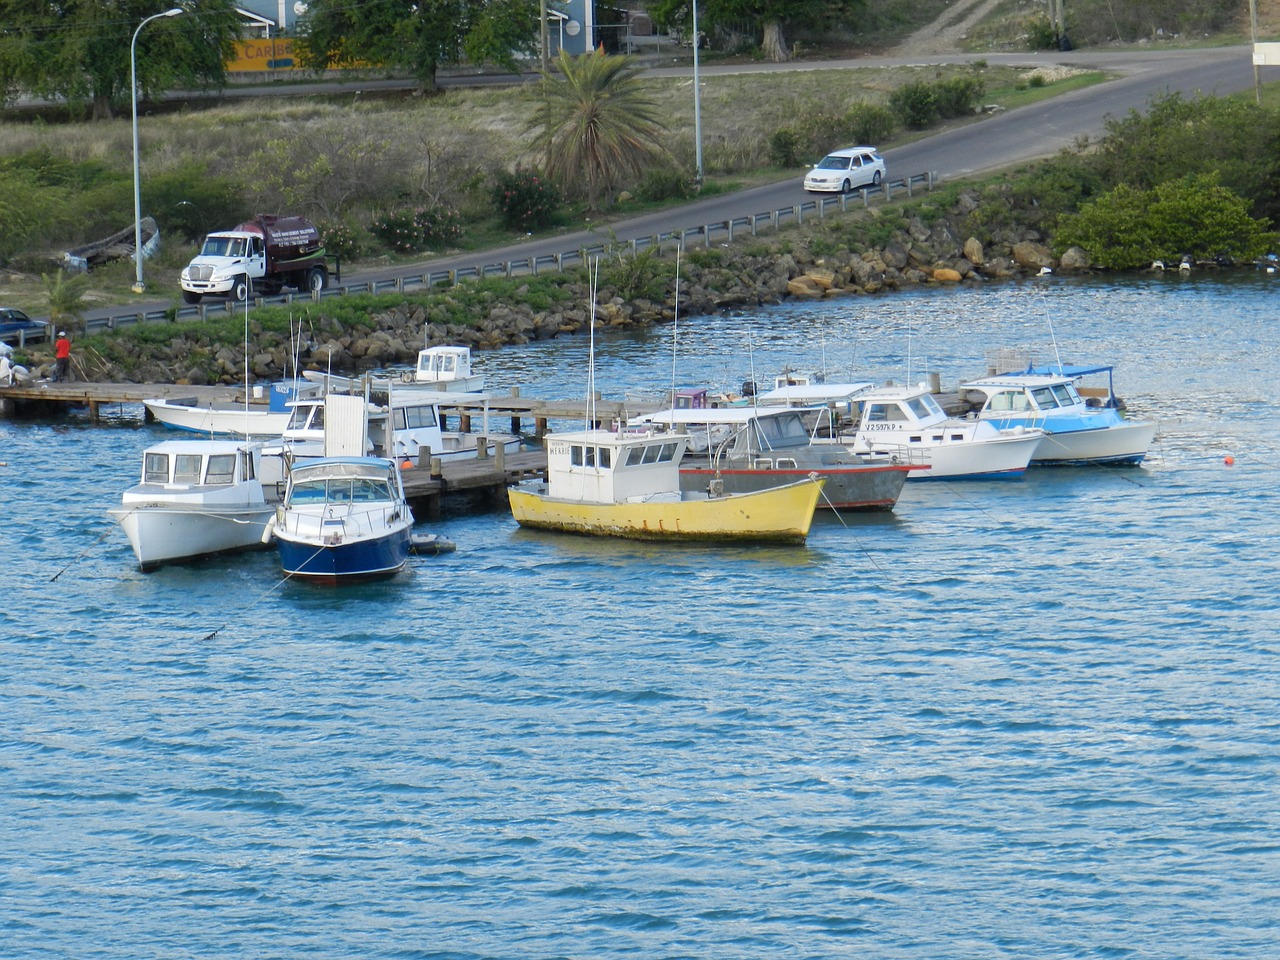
left=232, top=275, right=251, bottom=302
left=307, top=266, right=328, bottom=294
left=182, top=290, right=202, bottom=304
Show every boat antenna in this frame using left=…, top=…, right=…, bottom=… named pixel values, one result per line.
left=585, top=258, right=598, bottom=432
left=1046, top=308, right=1064, bottom=374
left=906, top=309, right=913, bottom=386
left=670, top=243, right=682, bottom=406
left=242, top=290, right=252, bottom=434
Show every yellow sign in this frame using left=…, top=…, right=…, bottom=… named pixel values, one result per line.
left=229, top=38, right=300, bottom=72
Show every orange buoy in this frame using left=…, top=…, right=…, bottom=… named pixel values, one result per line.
left=400, top=459, right=413, bottom=470
left=1224, top=455, right=1235, bottom=466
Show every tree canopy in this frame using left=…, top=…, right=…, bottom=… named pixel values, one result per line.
left=297, top=0, right=540, bottom=93
left=1055, top=173, right=1276, bottom=269
left=0, top=0, right=243, bottom=120
left=649, top=0, right=862, bottom=61
left=527, top=49, right=671, bottom=211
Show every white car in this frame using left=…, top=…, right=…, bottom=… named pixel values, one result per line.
left=803, top=147, right=886, bottom=193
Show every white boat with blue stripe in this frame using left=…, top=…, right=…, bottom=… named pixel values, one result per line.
left=960, top=364, right=1155, bottom=466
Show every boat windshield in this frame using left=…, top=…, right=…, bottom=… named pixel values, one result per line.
left=174, top=454, right=204, bottom=484
left=206, top=454, right=238, bottom=485
left=1052, top=383, right=1079, bottom=405
left=865, top=403, right=907, bottom=423
left=986, top=390, right=1031, bottom=413
left=288, top=403, right=320, bottom=431
left=144, top=452, right=170, bottom=484
left=914, top=395, right=943, bottom=417
left=1030, top=386, right=1061, bottom=409
left=290, top=478, right=392, bottom=504
left=754, top=412, right=810, bottom=448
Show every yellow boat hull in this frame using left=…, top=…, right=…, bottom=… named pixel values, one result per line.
left=508, top=478, right=824, bottom=544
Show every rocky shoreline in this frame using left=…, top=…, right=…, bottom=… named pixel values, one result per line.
left=53, top=190, right=1095, bottom=385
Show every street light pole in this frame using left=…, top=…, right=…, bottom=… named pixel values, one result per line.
left=131, top=7, right=185, bottom=294
left=692, top=0, right=702, bottom=183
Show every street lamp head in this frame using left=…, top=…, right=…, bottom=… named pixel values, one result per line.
left=161, top=7, right=184, bottom=16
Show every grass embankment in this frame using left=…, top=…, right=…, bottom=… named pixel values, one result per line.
left=0, top=61, right=1105, bottom=316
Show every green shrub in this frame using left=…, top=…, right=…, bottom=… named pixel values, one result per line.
left=370, top=206, right=463, bottom=253
left=768, top=128, right=803, bottom=168
left=491, top=169, right=561, bottom=231
left=934, top=76, right=986, bottom=118
left=841, top=104, right=897, bottom=147
left=635, top=167, right=697, bottom=203
left=888, top=82, right=939, bottom=129
left=1026, top=14, right=1057, bottom=50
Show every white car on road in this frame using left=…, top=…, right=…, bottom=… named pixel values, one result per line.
left=803, top=147, right=886, bottom=193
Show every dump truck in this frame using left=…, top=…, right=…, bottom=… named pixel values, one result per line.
left=180, top=215, right=331, bottom=303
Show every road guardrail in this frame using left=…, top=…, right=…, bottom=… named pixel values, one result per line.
left=84, top=171, right=937, bottom=335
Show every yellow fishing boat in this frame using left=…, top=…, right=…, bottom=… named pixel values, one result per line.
left=508, top=427, right=825, bottom=544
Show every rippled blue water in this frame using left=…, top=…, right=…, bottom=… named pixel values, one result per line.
left=4, top=274, right=1278, bottom=959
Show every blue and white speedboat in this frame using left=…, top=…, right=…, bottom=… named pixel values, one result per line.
left=960, top=364, right=1156, bottom=466
left=270, top=457, right=413, bottom=583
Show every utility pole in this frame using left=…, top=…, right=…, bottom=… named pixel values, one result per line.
left=1250, top=0, right=1261, bottom=104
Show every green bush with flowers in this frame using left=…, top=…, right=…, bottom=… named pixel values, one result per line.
left=491, top=169, right=562, bottom=231
left=370, top=206, right=463, bottom=254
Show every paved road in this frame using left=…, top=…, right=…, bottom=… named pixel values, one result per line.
left=79, top=46, right=1257, bottom=324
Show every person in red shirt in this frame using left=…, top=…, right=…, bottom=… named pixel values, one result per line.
left=54, top=331, right=71, bottom=382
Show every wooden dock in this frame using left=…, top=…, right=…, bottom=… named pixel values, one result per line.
left=0, top=381, right=662, bottom=436
left=398, top=445, right=548, bottom=518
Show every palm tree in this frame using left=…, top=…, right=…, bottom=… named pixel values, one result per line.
left=42, top=269, right=89, bottom=331
left=528, top=49, right=672, bottom=211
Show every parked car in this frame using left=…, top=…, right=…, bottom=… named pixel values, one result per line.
left=0, top=307, right=49, bottom=345
left=802, top=147, right=886, bottom=193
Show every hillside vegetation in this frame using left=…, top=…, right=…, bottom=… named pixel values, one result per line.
left=0, top=0, right=1274, bottom=321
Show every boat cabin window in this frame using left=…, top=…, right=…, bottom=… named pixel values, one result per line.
left=144, top=452, right=170, bottom=484
left=205, top=453, right=238, bottom=485
left=396, top=405, right=439, bottom=430
left=624, top=442, right=681, bottom=466
left=288, top=404, right=320, bottom=431
left=174, top=454, right=204, bottom=484
left=289, top=477, right=392, bottom=505
left=987, top=390, right=1031, bottom=412
left=754, top=413, right=810, bottom=447
left=570, top=445, right=612, bottom=469
left=289, top=480, right=329, bottom=504
left=866, top=403, right=907, bottom=423
left=1031, top=386, right=1059, bottom=409
left=1052, top=383, right=1079, bottom=405
left=910, top=396, right=941, bottom=418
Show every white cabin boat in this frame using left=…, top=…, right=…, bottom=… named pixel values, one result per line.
left=836, top=382, right=1044, bottom=480
left=508, top=427, right=826, bottom=543
left=302, top=345, right=485, bottom=395
left=144, top=381, right=318, bottom=438
left=410, top=345, right=484, bottom=391
left=108, top=439, right=277, bottom=571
